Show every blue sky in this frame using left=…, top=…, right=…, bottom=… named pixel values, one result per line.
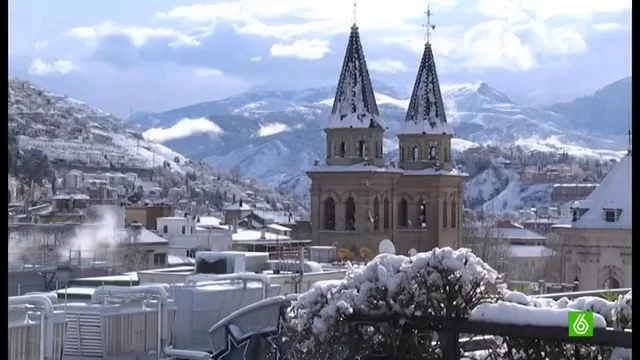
left=9, top=0, right=631, bottom=118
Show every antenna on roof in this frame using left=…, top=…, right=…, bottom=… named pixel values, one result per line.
left=423, top=3, right=436, bottom=44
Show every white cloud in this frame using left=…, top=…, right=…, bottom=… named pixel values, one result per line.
left=477, top=0, right=631, bottom=21
left=250, top=56, right=262, bottom=61
left=193, top=67, right=225, bottom=77
left=155, top=0, right=459, bottom=41
left=269, top=39, right=331, bottom=60
left=257, top=122, right=291, bottom=137
left=368, top=59, right=408, bottom=73
left=460, top=20, right=536, bottom=72
left=33, top=41, right=48, bottom=50
left=594, top=23, right=627, bottom=32
left=67, top=21, right=200, bottom=48
left=28, top=58, right=79, bottom=76
left=143, top=117, right=224, bottom=143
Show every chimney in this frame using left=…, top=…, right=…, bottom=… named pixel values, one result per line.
left=232, top=218, right=238, bottom=234
left=239, top=199, right=243, bottom=207
left=288, top=212, right=292, bottom=223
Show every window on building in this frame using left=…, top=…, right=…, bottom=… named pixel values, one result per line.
left=181, top=226, right=186, bottom=234
left=604, top=208, right=620, bottom=222
left=345, top=197, right=356, bottom=231
left=163, top=225, right=168, bottom=233
left=451, top=200, right=457, bottom=228
left=418, top=200, right=427, bottom=228
left=572, top=209, right=579, bottom=222
left=373, top=197, right=380, bottom=230
left=339, top=142, right=346, bottom=157
left=383, top=197, right=390, bottom=230
left=323, top=197, right=336, bottom=230
left=153, top=253, right=167, bottom=266
left=442, top=201, right=448, bottom=228
left=603, top=277, right=620, bottom=290
left=375, top=142, right=381, bottom=158
left=412, top=146, right=419, bottom=161
left=358, top=140, right=366, bottom=157
left=399, top=199, right=408, bottom=227
left=186, top=249, right=197, bottom=257
left=399, top=147, right=405, bottom=161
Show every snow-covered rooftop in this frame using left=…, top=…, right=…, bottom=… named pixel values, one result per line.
left=509, top=245, right=555, bottom=258
left=224, top=201, right=253, bottom=211
left=399, top=43, right=453, bottom=136
left=232, top=229, right=292, bottom=241
left=474, top=227, right=547, bottom=241
left=554, top=153, right=631, bottom=230
left=327, top=24, right=384, bottom=130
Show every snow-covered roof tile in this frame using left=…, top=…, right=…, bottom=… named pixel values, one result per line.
left=554, top=153, right=631, bottom=230
left=327, top=25, right=384, bottom=130
left=399, top=43, right=453, bottom=135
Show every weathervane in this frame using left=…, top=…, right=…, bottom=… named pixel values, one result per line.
left=423, top=3, right=436, bottom=44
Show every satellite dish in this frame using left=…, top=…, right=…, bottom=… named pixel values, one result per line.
left=408, top=248, right=418, bottom=257
left=378, top=239, right=396, bottom=255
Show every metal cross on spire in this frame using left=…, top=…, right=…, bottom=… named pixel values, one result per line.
left=353, top=0, right=357, bottom=25
left=423, top=4, right=436, bottom=44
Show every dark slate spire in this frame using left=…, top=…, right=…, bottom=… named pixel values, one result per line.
left=327, top=24, right=383, bottom=130
left=400, top=42, right=452, bottom=135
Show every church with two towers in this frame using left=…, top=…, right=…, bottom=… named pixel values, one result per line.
left=306, top=20, right=467, bottom=256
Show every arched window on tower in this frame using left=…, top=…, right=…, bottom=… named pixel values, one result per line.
left=418, top=200, right=427, bottom=228
left=412, top=146, right=419, bottom=161
left=451, top=200, right=457, bottom=228
left=383, top=197, right=390, bottom=229
left=323, top=197, right=335, bottom=230
left=340, top=142, right=346, bottom=157
left=373, top=197, right=380, bottom=230
left=399, top=199, right=408, bottom=227
left=442, top=200, right=448, bottom=228
left=603, top=277, right=620, bottom=290
left=358, top=140, right=366, bottom=157
left=345, top=197, right=356, bottom=231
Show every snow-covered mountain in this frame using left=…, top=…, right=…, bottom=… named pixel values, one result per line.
left=128, top=79, right=629, bottom=209
left=8, top=78, right=304, bottom=212
left=545, top=76, right=631, bottom=136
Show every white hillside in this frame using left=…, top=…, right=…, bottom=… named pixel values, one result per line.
left=8, top=78, right=304, bottom=211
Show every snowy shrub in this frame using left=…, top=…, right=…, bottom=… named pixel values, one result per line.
left=283, top=247, right=499, bottom=360
left=279, top=247, right=631, bottom=360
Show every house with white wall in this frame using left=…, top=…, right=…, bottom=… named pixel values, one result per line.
left=156, top=216, right=232, bottom=256
left=552, top=152, right=631, bottom=290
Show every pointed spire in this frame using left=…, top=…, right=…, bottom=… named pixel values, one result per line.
left=400, top=10, right=452, bottom=135
left=327, top=24, right=383, bottom=130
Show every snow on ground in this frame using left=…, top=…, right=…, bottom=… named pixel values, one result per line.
left=112, top=134, right=190, bottom=174
left=515, top=137, right=626, bottom=160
